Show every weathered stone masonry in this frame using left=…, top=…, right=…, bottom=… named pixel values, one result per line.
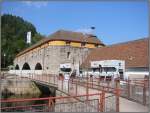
left=13, top=30, right=104, bottom=75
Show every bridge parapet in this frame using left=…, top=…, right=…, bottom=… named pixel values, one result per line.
left=8, top=70, right=43, bottom=77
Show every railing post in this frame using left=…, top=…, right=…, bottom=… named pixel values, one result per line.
left=54, top=75, right=56, bottom=84
left=92, top=77, right=93, bottom=88
left=49, top=75, right=51, bottom=84
left=76, top=80, right=78, bottom=95
left=48, top=98, right=55, bottom=112
left=62, top=79, right=63, bottom=91
left=99, top=91, right=105, bottom=112
left=127, top=79, right=130, bottom=99
left=115, top=88, right=120, bottom=112
left=33, top=73, right=34, bottom=79
left=114, top=78, right=120, bottom=112
left=42, top=74, right=45, bottom=81
left=48, top=98, right=52, bottom=111
left=86, top=76, right=89, bottom=101
left=48, top=75, right=49, bottom=83
left=41, top=74, right=42, bottom=81
left=143, top=79, right=146, bottom=105
left=68, top=79, right=70, bottom=93
left=98, top=77, right=100, bottom=86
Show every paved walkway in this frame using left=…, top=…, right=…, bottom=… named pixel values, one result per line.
left=119, top=97, right=148, bottom=112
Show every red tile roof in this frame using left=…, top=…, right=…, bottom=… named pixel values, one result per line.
left=48, top=30, right=104, bottom=44
left=81, top=38, right=149, bottom=68
left=16, top=30, right=104, bottom=57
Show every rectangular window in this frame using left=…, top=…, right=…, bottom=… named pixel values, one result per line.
left=66, top=41, right=70, bottom=45
left=67, top=52, right=70, bottom=59
left=95, top=44, right=99, bottom=47
left=81, top=42, right=86, bottom=46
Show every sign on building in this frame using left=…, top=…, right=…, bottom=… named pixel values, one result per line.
left=60, top=63, right=71, bottom=69
left=26, top=31, right=31, bottom=44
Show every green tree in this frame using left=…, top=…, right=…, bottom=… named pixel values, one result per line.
left=1, top=14, right=43, bottom=68
left=32, top=33, right=45, bottom=44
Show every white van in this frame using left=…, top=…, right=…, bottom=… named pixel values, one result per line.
left=90, top=60, right=125, bottom=80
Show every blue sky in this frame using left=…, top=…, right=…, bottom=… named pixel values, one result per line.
left=1, top=1, right=149, bottom=45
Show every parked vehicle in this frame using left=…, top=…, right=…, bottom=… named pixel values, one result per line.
left=89, top=60, right=125, bottom=80
left=60, top=63, right=72, bottom=80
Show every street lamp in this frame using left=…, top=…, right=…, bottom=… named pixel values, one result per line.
left=3, top=53, right=6, bottom=68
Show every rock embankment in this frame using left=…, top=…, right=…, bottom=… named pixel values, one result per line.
left=1, top=75, right=41, bottom=96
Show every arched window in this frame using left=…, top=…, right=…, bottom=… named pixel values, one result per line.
left=22, top=63, right=30, bottom=70
left=15, top=64, right=19, bottom=70
left=35, top=63, right=42, bottom=70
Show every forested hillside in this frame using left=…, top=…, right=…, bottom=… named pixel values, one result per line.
left=1, top=14, right=43, bottom=68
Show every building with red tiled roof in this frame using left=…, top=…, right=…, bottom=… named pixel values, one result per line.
left=16, top=30, right=105, bottom=57
left=13, top=29, right=105, bottom=75
left=10, top=28, right=149, bottom=79
left=80, top=38, right=149, bottom=79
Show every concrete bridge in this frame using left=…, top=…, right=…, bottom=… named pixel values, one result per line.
left=1, top=71, right=149, bottom=112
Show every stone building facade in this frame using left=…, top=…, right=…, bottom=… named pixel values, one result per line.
left=13, top=30, right=104, bottom=75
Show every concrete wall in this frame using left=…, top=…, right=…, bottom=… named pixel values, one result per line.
left=14, top=45, right=91, bottom=75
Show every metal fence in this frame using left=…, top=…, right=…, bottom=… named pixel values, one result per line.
left=119, top=78, right=149, bottom=105
left=105, top=95, right=117, bottom=112
left=54, top=99, right=99, bottom=112
left=2, top=73, right=148, bottom=112
left=25, top=74, right=149, bottom=106
left=1, top=91, right=118, bottom=112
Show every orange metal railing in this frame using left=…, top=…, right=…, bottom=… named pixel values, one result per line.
left=1, top=91, right=119, bottom=112
left=2, top=73, right=148, bottom=112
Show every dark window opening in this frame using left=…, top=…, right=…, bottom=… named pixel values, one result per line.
left=22, top=63, right=31, bottom=70
left=35, top=63, right=42, bottom=70
left=66, top=41, right=70, bottom=45
left=93, top=68, right=100, bottom=72
left=67, top=52, right=70, bottom=59
left=15, top=64, right=19, bottom=70
left=95, top=44, right=99, bottom=47
left=60, top=68, right=72, bottom=72
left=81, top=42, right=86, bottom=46
left=103, top=67, right=116, bottom=72
left=92, top=67, right=116, bottom=72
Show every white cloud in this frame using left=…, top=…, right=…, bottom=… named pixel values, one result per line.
left=23, top=1, right=48, bottom=8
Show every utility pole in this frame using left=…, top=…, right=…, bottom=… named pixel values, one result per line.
left=3, top=53, right=6, bottom=68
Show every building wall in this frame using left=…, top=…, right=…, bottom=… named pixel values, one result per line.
left=14, top=45, right=91, bottom=75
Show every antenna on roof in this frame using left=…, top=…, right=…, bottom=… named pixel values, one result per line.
left=90, top=26, right=95, bottom=35
left=91, top=26, right=95, bottom=30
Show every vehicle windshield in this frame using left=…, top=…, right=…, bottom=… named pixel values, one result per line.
left=103, top=67, right=116, bottom=72
left=92, top=68, right=100, bottom=72
left=60, top=68, right=72, bottom=72
left=92, top=67, right=116, bottom=72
